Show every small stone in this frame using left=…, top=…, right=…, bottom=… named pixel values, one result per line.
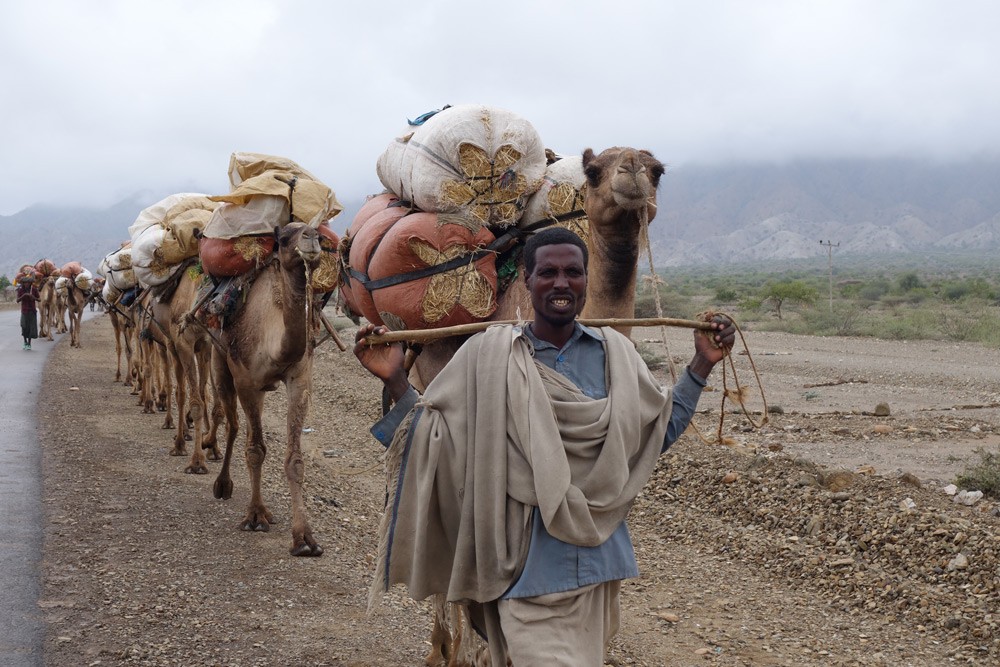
left=655, top=611, right=680, bottom=623
left=720, top=472, right=739, bottom=484
left=942, top=484, right=958, bottom=495
left=68, top=386, right=80, bottom=392
left=899, top=497, right=917, bottom=510
left=821, top=470, right=854, bottom=492
left=694, top=647, right=712, bottom=655
left=767, top=404, right=784, bottom=414
left=898, top=472, right=922, bottom=488
left=873, top=402, right=891, bottom=416
left=872, top=424, right=893, bottom=435
left=954, top=490, right=984, bottom=506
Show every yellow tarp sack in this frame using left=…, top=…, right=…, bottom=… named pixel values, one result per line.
left=208, top=152, right=343, bottom=228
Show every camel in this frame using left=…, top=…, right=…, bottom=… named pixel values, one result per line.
left=401, top=146, right=664, bottom=667
left=133, top=290, right=175, bottom=421
left=150, top=271, right=223, bottom=473
left=54, top=283, right=69, bottom=334
left=107, top=303, right=135, bottom=384
left=37, top=276, right=58, bottom=341
left=211, top=222, right=325, bottom=557
left=65, top=282, right=89, bottom=348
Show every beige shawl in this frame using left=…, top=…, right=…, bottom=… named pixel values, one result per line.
left=371, top=324, right=673, bottom=608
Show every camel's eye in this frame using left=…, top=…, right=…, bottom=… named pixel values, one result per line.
left=584, top=165, right=602, bottom=187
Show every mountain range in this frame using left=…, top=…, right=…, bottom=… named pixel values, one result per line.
left=3, top=157, right=999, bottom=279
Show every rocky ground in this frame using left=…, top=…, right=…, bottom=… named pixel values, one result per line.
left=37, top=313, right=1000, bottom=666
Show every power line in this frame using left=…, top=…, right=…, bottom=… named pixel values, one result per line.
left=819, top=240, right=840, bottom=311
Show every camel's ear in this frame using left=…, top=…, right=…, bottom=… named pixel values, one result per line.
left=650, top=162, right=666, bottom=183
left=582, top=148, right=601, bottom=187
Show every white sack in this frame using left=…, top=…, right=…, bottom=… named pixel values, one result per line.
left=131, top=225, right=182, bottom=286
left=128, top=192, right=209, bottom=239
left=376, top=104, right=546, bottom=227
left=519, top=155, right=587, bottom=229
left=74, top=268, right=93, bottom=291
left=101, top=246, right=138, bottom=291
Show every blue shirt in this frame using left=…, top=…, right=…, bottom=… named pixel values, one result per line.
left=370, top=323, right=707, bottom=599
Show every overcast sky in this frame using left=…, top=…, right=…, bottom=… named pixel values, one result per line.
left=2, top=0, right=998, bottom=217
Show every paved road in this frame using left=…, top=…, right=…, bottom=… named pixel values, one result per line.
left=0, top=307, right=95, bottom=667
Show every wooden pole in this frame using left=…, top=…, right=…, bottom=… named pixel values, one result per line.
left=318, top=310, right=348, bottom=351
left=361, top=317, right=716, bottom=346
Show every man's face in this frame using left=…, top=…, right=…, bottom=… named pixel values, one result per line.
left=526, top=243, right=587, bottom=329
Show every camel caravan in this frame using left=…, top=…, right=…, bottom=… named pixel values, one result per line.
left=15, top=258, right=102, bottom=347
left=92, top=104, right=668, bottom=665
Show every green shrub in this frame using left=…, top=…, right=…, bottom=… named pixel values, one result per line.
left=896, top=271, right=925, bottom=292
left=955, top=448, right=1000, bottom=498
left=634, top=286, right=694, bottom=319
left=858, top=280, right=891, bottom=302
left=714, top=287, right=739, bottom=303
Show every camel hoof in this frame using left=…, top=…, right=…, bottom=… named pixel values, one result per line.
left=169, top=447, right=187, bottom=456
left=290, top=542, right=323, bottom=557
left=240, top=519, right=270, bottom=532
left=185, top=464, right=208, bottom=475
left=207, top=450, right=222, bottom=462
left=184, top=433, right=192, bottom=442
left=213, top=479, right=233, bottom=500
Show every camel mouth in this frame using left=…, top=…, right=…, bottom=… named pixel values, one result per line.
left=610, top=188, right=650, bottom=210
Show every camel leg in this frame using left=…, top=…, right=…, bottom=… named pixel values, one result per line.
left=110, top=314, right=123, bottom=382
left=157, top=345, right=174, bottom=428
left=140, top=339, right=156, bottom=412
left=179, top=338, right=209, bottom=475
left=236, top=388, right=274, bottom=532
left=425, top=597, right=451, bottom=667
left=200, top=347, right=223, bottom=461
left=211, top=351, right=239, bottom=501
left=168, top=344, right=188, bottom=456
left=284, top=362, right=321, bottom=557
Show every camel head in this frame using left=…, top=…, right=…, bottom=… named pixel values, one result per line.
left=581, top=147, right=664, bottom=229
left=275, top=223, right=323, bottom=270
left=577, top=147, right=665, bottom=322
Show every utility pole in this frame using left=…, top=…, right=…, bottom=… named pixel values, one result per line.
left=819, top=240, right=839, bottom=312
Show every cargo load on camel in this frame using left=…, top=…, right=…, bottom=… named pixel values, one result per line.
left=188, top=152, right=343, bottom=329
left=340, top=104, right=592, bottom=332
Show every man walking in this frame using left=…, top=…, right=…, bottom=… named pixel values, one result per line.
left=355, top=227, right=735, bottom=666
left=16, top=275, right=41, bottom=350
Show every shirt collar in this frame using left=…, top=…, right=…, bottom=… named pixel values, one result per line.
left=522, top=321, right=605, bottom=351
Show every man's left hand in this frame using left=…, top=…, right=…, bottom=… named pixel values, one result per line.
left=689, top=315, right=736, bottom=378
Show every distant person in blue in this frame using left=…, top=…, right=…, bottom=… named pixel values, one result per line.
left=16, top=275, right=41, bottom=350
left=354, top=227, right=736, bottom=666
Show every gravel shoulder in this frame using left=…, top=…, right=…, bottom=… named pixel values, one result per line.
left=38, top=314, right=1000, bottom=666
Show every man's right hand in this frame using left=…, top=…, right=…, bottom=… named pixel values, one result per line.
left=354, top=324, right=410, bottom=402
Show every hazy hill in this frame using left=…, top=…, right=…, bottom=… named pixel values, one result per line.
left=651, top=158, right=1000, bottom=266
left=3, top=157, right=999, bottom=278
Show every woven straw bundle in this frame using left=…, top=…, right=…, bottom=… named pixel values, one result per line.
left=311, top=223, right=340, bottom=293
left=367, top=212, right=498, bottom=330
left=520, top=155, right=590, bottom=243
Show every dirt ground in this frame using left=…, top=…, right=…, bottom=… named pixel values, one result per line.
left=37, top=312, right=1000, bottom=666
